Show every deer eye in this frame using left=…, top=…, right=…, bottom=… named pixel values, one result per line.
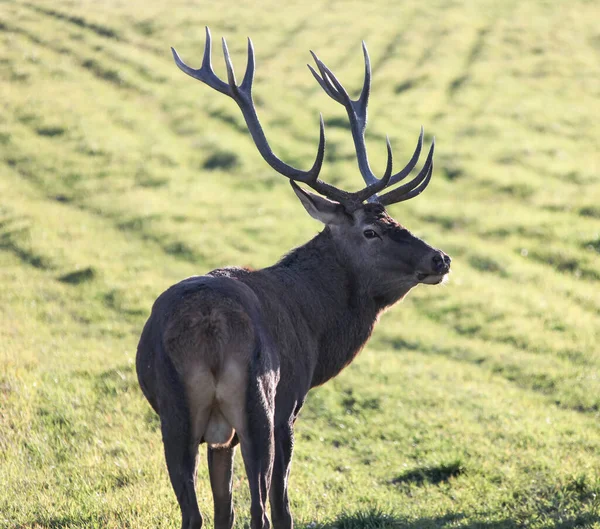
left=363, top=229, right=379, bottom=239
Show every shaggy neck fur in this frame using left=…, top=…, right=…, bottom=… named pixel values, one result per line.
left=244, top=228, right=402, bottom=388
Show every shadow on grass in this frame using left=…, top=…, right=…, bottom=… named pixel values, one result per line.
left=313, top=510, right=463, bottom=529
left=0, top=226, right=54, bottom=270
left=310, top=509, right=600, bottom=529
left=391, top=459, right=466, bottom=486
left=58, top=266, right=96, bottom=284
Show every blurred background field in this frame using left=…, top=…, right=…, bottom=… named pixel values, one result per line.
left=0, top=0, right=599, bottom=527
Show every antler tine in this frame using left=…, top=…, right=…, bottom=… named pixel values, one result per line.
left=201, top=26, right=212, bottom=70
left=388, top=127, right=424, bottom=186
left=221, top=37, right=238, bottom=89
left=378, top=138, right=435, bottom=206
left=357, top=41, right=371, bottom=113
left=172, top=27, right=357, bottom=203
left=240, top=37, right=255, bottom=92
left=382, top=154, right=434, bottom=205
left=310, top=51, right=352, bottom=107
left=307, top=58, right=344, bottom=104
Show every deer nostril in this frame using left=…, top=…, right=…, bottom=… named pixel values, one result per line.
left=432, top=253, right=449, bottom=273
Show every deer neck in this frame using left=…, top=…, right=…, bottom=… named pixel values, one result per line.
left=260, top=228, right=381, bottom=387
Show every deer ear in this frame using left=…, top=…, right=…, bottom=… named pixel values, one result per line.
left=290, top=181, right=348, bottom=225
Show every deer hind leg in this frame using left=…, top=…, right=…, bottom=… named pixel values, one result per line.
left=158, top=366, right=204, bottom=529
left=208, top=442, right=237, bottom=529
left=236, top=370, right=277, bottom=529
left=161, top=418, right=202, bottom=529
left=269, top=422, right=295, bottom=529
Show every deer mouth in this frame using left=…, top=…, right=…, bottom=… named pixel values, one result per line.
left=416, top=272, right=449, bottom=285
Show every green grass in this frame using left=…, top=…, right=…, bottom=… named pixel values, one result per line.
left=1, top=0, right=599, bottom=527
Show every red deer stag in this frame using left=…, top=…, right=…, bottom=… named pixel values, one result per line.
left=137, top=27, right=451, bottom=529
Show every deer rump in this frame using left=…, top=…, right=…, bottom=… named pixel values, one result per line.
left=137, top=273, right=280, bottom=450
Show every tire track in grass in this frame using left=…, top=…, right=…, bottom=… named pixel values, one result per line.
left=2, top=16, right=167, bottom=91
left=2, top=19, right=191, bottom=198
left=299, top=5, right=422, bottom=100
left=21, top=1, right=122, bottom=41
left=5, top=143, right=206, bottom=270
left=2, top=53, right=208, bottom=278
left=417, top=210, right=600, bottom=317
left=367, top=5, right=455, bottom=138
left=0, top=165, right=195, bottom=327
left=444, top=0, right=517, bottom=106
left=16, top=0, right=167, bottom=57
left=1, top=70, right=215, bottom=272
left=408, top=270, right=599, bottom=368
left=3, top=144, right=213, bottom=274
left=424, top=5, right=505, bottom=123
left=16, top=0, right=172, bottom=74
left=409, top=210, right=600, bottom=333
left=384, top=218, right=600, bottom=381
left=370, top=5, right=423, bottom=78
left=375, top=329, right=600, bottom=416
left=398, top=215, right=597, bottom=394
left=259, top=16, right=314, bottom=64
left=1, top=21, right=140, bottom=92
left=0, top=208, right=56, bottom=271
left=446, top=25, right=492, bottom=100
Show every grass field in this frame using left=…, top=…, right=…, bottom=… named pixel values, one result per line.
left=1, top=0, right=599, bottom=527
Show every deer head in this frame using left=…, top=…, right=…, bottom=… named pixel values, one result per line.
left=172, top=28, right=450, bottom=303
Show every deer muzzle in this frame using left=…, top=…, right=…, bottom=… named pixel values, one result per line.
left=416, top=250, right=451, bottom=284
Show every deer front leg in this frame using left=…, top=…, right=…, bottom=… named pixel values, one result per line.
left=269, top=421, right=295, bottom=529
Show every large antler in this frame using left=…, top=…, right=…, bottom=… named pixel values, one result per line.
left=308, top=44, right=435, bottom=205
left=172, top=28, right=435, bottom=209
left=172, top=27, right=354, bottom=205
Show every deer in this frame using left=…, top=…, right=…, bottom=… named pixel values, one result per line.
left=136, top=27, right=451, bottom=529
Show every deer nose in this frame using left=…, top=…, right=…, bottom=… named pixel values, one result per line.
left=432, top=252, right=451, bottom=274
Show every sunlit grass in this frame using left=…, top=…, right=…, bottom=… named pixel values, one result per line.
left=1, top=0, right=599, bottom=527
